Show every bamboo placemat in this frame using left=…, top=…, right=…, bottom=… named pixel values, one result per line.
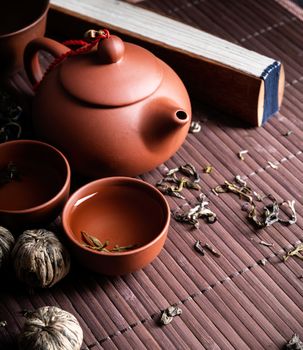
left=1, top=0, right=303, bottom=349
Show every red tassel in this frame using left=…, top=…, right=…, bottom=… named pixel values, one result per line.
left=34, top=29, right=110, bottom=91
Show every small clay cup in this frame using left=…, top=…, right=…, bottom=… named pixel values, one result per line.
left=0, top=140, right=70, bottom=231
left=0, top=0, right=49, bottom=80
left=62, top=177, right=170, bottom=275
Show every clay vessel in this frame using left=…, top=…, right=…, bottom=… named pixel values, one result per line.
left=24, top=34, right=192, bottom=177
left=62, top=177, right=170, bottom=275
left=0, top=0, right=49, bottom=80
left=0, top=140, right=70, bottom=231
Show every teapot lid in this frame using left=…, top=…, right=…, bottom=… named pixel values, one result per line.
left=59, top=35, right=163, bottom=106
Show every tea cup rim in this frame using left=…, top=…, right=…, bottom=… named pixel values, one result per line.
left=0, top=139, right=71, bottom=214
left=62, top=176, right=170, bottom=256
left=0, top=0, right=50, bottom=38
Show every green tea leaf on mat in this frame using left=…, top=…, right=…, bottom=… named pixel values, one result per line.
left=172, top=194, right=216, bottom=228
left=204, top=243, right=221, bottom=257
left=194, top=240, right=205, bottom=255
left=267, top=161, right=279, bottom=169
left=285, top=334, right=303, bottom=349
left=283, top=243, right=303, bottom=262
left=238, top=149, right=248, bottom=160
left=283, top=130, right=293, bottom=137
left=159, top=305, right=182, bottom=326
left=203, top=164, right=213, bottom=174
left=189, top=121, right=201, bottom=133
left=0, top=320, right=7, bottom=327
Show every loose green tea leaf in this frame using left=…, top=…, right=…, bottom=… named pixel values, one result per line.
left=203, top=165, right=213, bottom=174
left=258, top=258, right=267, bottom=266
left=194, top=240, right=205, bottom=255
left=172, top=194, right=216, bottom=228
left=81, top=231, right=138, bottom=253
left=81, top=231, right=101, bottom=247
left=157, top=183, right=186, bottom=199
left=283, top=243, right=303, bottom=262
left=267, top=161, right=279, bottom=169
left=156, top=163, right=201, bottom=199
left=259, top=240, right=274, bottom=247
left=0, top=161, right=21, bottom=185
left=238, top=149, right=248, bottom=160
left=167, top=305, right=182, bottom=317
left=204, top=243, right=221, bottom=257
left=159, top=312, right=173, bottom=325
left=285, top=334, right=303, bottom=349
left=189, top=121, right=201, bottom=133
left=283, top=130, right=293, bottom=137
left=159, top=305, right=182, bottom=326
left=248, top=195, right=279, bottom=228
left=166, top=167, right=179, bottom=177
left=214, top=177, right=296, bottom=229
left=0, top=90, right=23, bottom=142
left=111, top=244, right=139, bottom=252
left=179, top=163, right=200, bottom=183
left=235, top=174, right=247, bottom=187
left=279, top=200, right=297, bottom=225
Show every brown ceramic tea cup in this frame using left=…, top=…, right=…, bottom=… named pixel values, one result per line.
left=0, top=139, right=70, bottom=231
left=0, top=0, right=49, bottom=80
left=62, top=177, right=170, bottom=275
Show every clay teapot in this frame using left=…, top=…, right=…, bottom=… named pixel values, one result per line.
left=24, top=31, right=192, bottom=177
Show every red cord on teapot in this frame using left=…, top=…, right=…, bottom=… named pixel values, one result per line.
left=34, top=29, right=110, bottom=90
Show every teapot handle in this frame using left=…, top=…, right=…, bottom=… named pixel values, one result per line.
left=24, top=37, right=70, bottom=86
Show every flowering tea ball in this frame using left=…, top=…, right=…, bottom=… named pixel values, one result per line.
left=12, top=229, right=70, bottom=288
left=0, top=226, right=15, bottom=269
left=19, top=306, right=83, bottom=350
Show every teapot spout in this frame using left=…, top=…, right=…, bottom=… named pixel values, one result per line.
left=149, top=99, right=190, bottom=128
left=140, top=98, right=191, bottom=153
left=173, top=109, right=190, bottom=125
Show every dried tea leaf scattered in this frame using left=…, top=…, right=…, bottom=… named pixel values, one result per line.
left=204, top=243, right=221, bottom=257
left=179, top=163, right=200, bottom=182
left=258, top=258, right=267, bottom=266
left=194, top=240, right=205, bottom=255
left=157, top=164, right=217, bottom=228
left=203, top=165, right=213, bottom=174
left=172, top=194, right=217, bottom=228
left=285, top=334, right=303, bottom=350
left=189, top=121, right=201, bottom=133
left=19, top=306, right=83, bottom=350
left=283, top=130, right=293, bottom=137
left=259, top=240, right=274, bottom=247
left=159, top=305, right=182, bottom=326
left=12, top=229, right=70, bottom=288
left=283, top=243, right=303, bottom=262
left=160, top=312, right=173, bottom=325
left=280, top=200, right=297, bottom=225
left=267, top=161, right=279, bottom=169
left=0, top=90, right=23, bottom=142
left=213, top=176, right=297, bottom=229
left=194, top=241, right=221, bottom=257
left=0, top=226, right=15, bottom=269
left=156, top=163, right=201, bottom=199
left=238, top=149, right=248, bottom=160
left=167, top=305, right=182, bottom=317
left=0, top=320, right=7, bottom=327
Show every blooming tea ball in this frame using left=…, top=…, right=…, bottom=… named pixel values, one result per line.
left=12, top=229, right=70, bottom=288
left=0, top=226, right=15, bottom=269
left=19, top=306, right=83, bottom=350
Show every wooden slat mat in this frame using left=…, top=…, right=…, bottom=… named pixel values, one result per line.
left=1, top=0, right=303, bottom=349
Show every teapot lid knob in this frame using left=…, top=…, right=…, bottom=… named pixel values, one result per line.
left=97, top=35, right=125, bottom=64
